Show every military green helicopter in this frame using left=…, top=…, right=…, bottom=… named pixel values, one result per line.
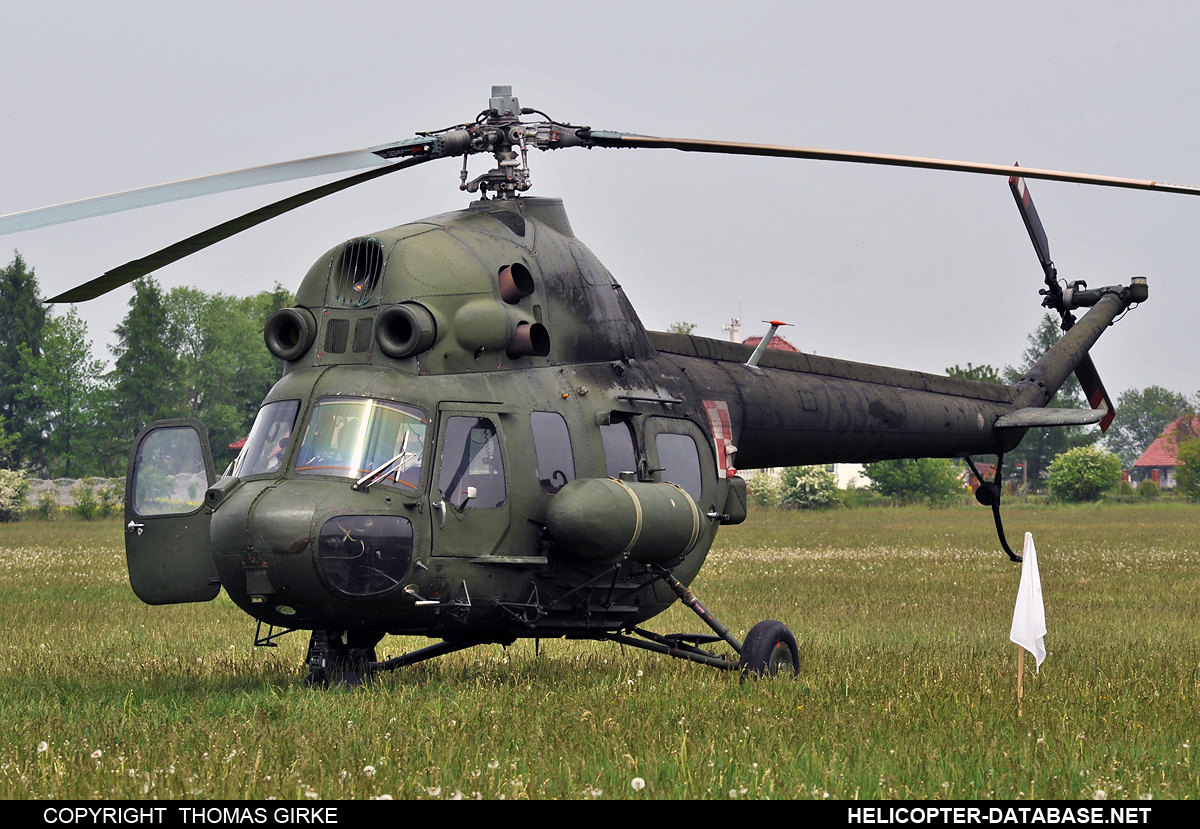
left=1, top=86, right=1181, bottom=685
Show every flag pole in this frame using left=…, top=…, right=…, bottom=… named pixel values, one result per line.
left=1017, top=646, right=1025, bottom=718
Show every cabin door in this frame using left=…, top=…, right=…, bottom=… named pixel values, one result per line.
left=124, top=419, right=220, bottom=604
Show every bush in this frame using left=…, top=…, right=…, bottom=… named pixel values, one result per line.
left=97, top=480, right=123, bottom=517
left=779, top=466, right=840, bottom=509
left=1137, top=479, right=1160, bottom=499
left=746, top=469, right=783, bottom=509
left=35, top=489, right=59, bottom=520
left=72, top=479, right=100, bottom=520
left=0, top=469, right=30, bottom=522
left=865, top=458, right=963, bottom=505
left=1047, top=446, right=1122, bottom=502
left=1118, top=479, right=1135, bottom=498
left=1177, top=436, right=1200, bottom=502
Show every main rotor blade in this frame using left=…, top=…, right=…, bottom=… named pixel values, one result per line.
left=589, top=133, right=1200, bottom=197
left=0, top=141, right=431, bottom=237
left=46, top=155, right=430, bottom=303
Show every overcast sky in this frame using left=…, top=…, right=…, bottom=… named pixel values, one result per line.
left=3, top=1, right=1198, bottom=402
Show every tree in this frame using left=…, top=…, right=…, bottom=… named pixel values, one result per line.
left=1103, top=386, right=1192, bottom=469
left=865, top=458, right=963, bottom=505
left=779, top=465, right=840, bottom=509
left=1175, top=436, right=1200, bottom=502
left=167, top=287, right=280, bottom=466
left=0, top=252, right=49, bottom=465
left=946, top=362, right=1004, bottom=384
left=1002, top=313, right=1099, bottom=485
left=110, top=278, right=182, bottom=446
left=0, top=416, right=18, bottom=468
left=1047, top=445, right=1122, bottom=502
left=17, top=308, right=109, bottom=477
left=667, top=321, right=697, bottom=335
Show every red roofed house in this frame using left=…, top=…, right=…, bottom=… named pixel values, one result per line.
left=1133, top=416, right=1200, bottom=489
left=742, top=333, right=800, bottom=352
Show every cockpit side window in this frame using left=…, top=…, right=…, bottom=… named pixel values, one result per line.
left=530, top=411, right=575, bottom=494
left=234, top=400, right=301, bottom=477
left=439, top=416, right=506, bottom=508
left=600, top=420, right=638, bottom=478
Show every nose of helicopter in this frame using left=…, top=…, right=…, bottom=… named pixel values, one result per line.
left=209, top=480, right=319, bottom=615
left=209, top=479, right=418, bottom=625
left=211, top=480, right=319, bottom=559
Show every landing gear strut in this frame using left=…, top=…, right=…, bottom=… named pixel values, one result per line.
left=606, top=565, right=800, bottom=679
left=300, top=566, right=799, bottom=684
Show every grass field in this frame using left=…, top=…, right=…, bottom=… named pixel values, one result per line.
left=1, top=503, right=1197, bottom=800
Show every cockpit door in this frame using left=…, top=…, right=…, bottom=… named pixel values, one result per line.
left=124, top=419, right=220, bottom=604
left=430, top=407, right=513, bottom=557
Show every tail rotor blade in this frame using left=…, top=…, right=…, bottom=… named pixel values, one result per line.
left=1074, top=354, right=1116, bottom=433
left=1009, top=172, right=1054, bottom=278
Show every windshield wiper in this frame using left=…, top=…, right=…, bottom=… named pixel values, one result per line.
left=352, top=431, right=416, bottom=492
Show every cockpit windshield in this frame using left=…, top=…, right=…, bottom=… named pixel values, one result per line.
left=295, top=398, right=428, bottom=489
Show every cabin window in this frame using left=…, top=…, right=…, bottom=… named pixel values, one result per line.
left=655, top=433, right=702, bottom=500
left=600, top=420, right=638, bottom=478
left=235, top=400, right=300, bottom=477
left=295, top=398, right=428, bottom=489
left=439, top=417, right=506, bottom=508
left=530, top=412, right=575, bottom=493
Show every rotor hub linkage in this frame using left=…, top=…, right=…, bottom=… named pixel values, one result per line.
left=372, top=85, right=595, bottom=200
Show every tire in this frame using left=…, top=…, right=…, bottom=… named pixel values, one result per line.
left=304, top=630, right=381, bottom=687
left=739, top=620, right=799, bottom=679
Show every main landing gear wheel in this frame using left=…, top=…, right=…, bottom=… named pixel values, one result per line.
left=304, top=630, right=384, bottom=687
left=739, top=620, right=799, bottom=679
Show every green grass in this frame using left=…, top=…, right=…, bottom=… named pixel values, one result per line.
left=1, top=504, right=1197, bottom=799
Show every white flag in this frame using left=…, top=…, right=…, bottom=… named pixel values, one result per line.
left=1009, top=532, right=1047, bottom=670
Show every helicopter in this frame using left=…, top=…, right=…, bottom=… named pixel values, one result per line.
left=0, top=85, right=1180, bottom=685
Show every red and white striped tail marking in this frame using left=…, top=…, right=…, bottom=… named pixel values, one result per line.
left=703, top=400, right=738, bottom=478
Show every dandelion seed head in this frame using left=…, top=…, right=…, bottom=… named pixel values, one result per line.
left=363, top=766, right=376, bottom=778
left=91, top=750, right=102, bottom=759
left=631, top=777, right=645, bottom=791
left=36, top=742, right=48, bottom=753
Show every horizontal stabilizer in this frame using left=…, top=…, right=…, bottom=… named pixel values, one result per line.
left=994, top=408, right=1108, bottom=429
